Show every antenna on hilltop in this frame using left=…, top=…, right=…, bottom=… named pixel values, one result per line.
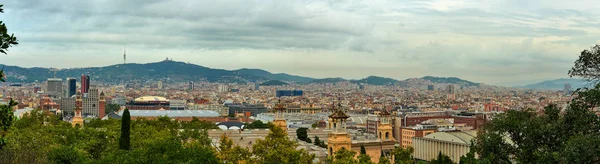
left=123, top=48, right=127, bottom=64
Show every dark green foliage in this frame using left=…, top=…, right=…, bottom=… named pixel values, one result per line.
left=360, top=145, right=367, bottom=154
left=421, top=76, right=479, bottom=86
left=306, top=77, right=348, bottom=84
left=392, top=146, right=414, bottom=164
left=259, top=80, right=289, bottom=86
left=119, top=108, right=131, bottom=150
left=0, top=4, right=18, bottom=149
left=296, top=127, right=308, bottom=141
left=306, top=137, right=312, bottom=143
left=105, top=104, right=121, bottom=114
left=244, top=120, right=269, bottom=129
left=236, top=68, right=315, bottom=83
left=47, top=146, right=86, bottom=164
left=430, top=152, right=453, bottom=164
left=327, top=148, right=358, bottom=164
left=0, top=99, right=16, bottom=149
left=569, top=44, right=600, bottom=82
left=352, top=76, right=399, bottom=86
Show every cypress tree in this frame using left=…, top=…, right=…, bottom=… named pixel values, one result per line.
left=360, top=145, right=367, bottom=154
left=119, top=108, right=130, bottom=150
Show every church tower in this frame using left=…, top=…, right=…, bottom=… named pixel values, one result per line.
left=377, top=109, right=395, bottom=141
left=72, top=91, right=84, bottom=128
left=272, top=100, right=287, bottom=132
left=99, top=92, right=106, bottom=119
left=327, top=102, right=352, bottom=156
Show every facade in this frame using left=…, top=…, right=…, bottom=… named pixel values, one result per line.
left=126, top=96, right=170, bottom=110
left=45, top=78, right=63, bottom=97
left=83, top=87, right=100, bottom=117
left=72, top=91, right=84, bottom=127
left=400, top=125, right=436, bottom=148
left=226, top=103, right=267, bottom=117
left=169, top=99, right=186, bottom=110
left=218, top=85, right=228, bottom=92
left=366, top=119, right=379, bottom=134
left=111, top=96, right=127, bottom=106
left=59, top=97, right=76, bottom=114
left=66, top=77, right=76, bottom=98
left=413, top=131, right=476, bottom=163
left=117, top=110, right=222, bottom=122
left=377, top=110, right=395, bottom=141
left=157, top=80, right=163, bottom=89
left=276, top=90, right=304, bottom=97
left=188, top=81, right=194, bottom=91
left=427, top=85, right=434, bottom=91
left=272, top=102, right=288, bottom=131
left=81, top=75, right=90, bottom=94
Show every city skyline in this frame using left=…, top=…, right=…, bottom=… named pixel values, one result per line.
left=2, top=0, right=600, bottom=86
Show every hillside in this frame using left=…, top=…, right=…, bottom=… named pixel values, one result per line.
left=351, top=76, right=399, bottom=85
left=235, top=69, right=314, bottom=83
left=518, top=78, right=590, bottom=90
left=420, top=76, right=480, bottom=86
left=305, top=78, right=348, bottom=84
left=259, top=80, right=288, bottom=86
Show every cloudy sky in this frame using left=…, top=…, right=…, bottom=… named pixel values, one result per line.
left=2, top=0, right=600, bottom=86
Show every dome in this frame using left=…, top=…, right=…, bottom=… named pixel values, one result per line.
left=134, top=96, right=169, bottom=102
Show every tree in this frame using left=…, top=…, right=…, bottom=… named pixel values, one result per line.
left=244, top=120, right=269, bottom=129
left=311, top=122, right=319, bottom=129
left=251, top=125, right=315, bottom=164
left=314, top=136, right=321, bottom=146
left=358, top=145, right=374, bottom=164
left=378, top=154, right=390, bottom=164
left=297, top=127, right=308, bottom=141
left=105, top=104, right=121, bottom=115
left=392, top=146, right=414, bottom=164
left=459, top=143, right=479, bottom=164
left=569, top=44, right=600, bottom=83
left=430, top=152, right=453, bottom=164
left=218, top=134, right=251, bottom=164
left=47, top=145, right=87, bottom=164
left=306, top=137, right=312, bottom=143
left=0, top=4, right=18, bottom=150
left=327, top=148, right=358, bottom=164
left=119, top=108, right=131, bottom=150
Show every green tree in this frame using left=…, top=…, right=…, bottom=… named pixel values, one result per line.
left=569, top=44, right=600, bottom=82
left=314, top=136, right=322, bottom=146
left=0, top=4, right=18, bottom=82
left=459, top=143, right=480, bottom=164
left=119, top=108, right=131, bottom=150
left=105, top=104, right=121, bottom=115
left=0, top=4, right=18, bottom=150
left=327, top=148, right=358, bottom=164
left=430, top=152, right=453, bottom=164
left=358, top=145, right=374, bottom=164
left=47, top=145, right=87, bottom=164
left=251, top=125, right=315, bottom=164
left=306, top=137, right=312, bottom=143
left=218, top=134, right=251, bottom=164
left=312, top=122, right=318, bottom=129
left=296, top=127, right=308, bottom=141
left=378, top=154, right=390, bottom=164
left=392, top=146, right=414, bottom=164
left=244, top=120, right=269, bottom=129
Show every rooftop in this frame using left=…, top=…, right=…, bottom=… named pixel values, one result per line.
left=118, top=110, right=219, bottom=117
left=422, top=131, right=477, bottom=145
left=134, top=96, right=169, bottom=102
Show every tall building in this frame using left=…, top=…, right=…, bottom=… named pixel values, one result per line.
left=82, top=86, right=101, bottom=117
left=188, top=81, right=194, bottom=91
left=46, top=78, right=63, bottom=97
left=72, top=91, right=84, bottom=127
left=327, top=103, right=351, bottom=157
left=272, top=101, right=288, bottom=132
left=66, top=77, right=76, bottom=98
left=218, top=85, right=229, bottom=92
left=377, top=110, right=395, bottom=141
left=157, top=80, right=163, bottom=89
left=99, top=92, right=106, bottom=118
left=254, top=83, right=260, bottom=90
left=564, top=83, right=572, bottom=92
left=447, top=85, right=455, bottom=94
left=81, top=75, right=90, bottom=94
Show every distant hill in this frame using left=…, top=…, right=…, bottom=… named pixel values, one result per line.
left=306, top=78, right=349, bottom=84
left=420, top=76, right=480, bottom=86
left=518, top=78, right=591, bottom=90
left=235, top=69, right=314, bottom=83
left=259, top=80, right=288, bottom=86
left=351, top=76, right=399, bottom=85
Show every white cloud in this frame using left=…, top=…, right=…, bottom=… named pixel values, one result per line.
left=1, top=0, right=600, bottom=86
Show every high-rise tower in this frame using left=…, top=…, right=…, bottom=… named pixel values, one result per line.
left=66, top=77, right=76, bottom=97
left=81, top=74, right=90, bottom=94
left=272, top=100, right=287, bottom=132
left=72, top=91, right=84, bottom=128
left=327, top=102, right=351, bottom=156
left=123, top=48, right=126, bottom=64
left=99, top=92, right=106, bottom=118
left=377, top=109, right=395, bottom=141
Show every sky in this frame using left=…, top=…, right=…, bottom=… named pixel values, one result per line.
left=2, top=0, right=600, bottom=86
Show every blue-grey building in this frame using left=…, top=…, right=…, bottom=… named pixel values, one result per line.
left=276, top=90, right=303, bottom=97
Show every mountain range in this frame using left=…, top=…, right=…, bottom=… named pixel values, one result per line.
left=517, top=78, right=592, bottom=90
left=0, top=60, right=481, bottom=86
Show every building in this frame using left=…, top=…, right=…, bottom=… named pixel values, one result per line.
left=72, top=91, right=84, bottom=127
left=169, top=99, right=186, bottom=110
left=377, top=110, right=395, bottom=141
left=225, top=103, right=267, bottom=117
left=45, top=78, right=63, bottom=97
left=111, top=96, right=127, bottom=106
left=117, top=110, right=222, bottom=122
left=82, top=87, right=100, bottom=117
left=400, top=124, right=436, bottom=148
left=188, top=81, right=194, bottom=91
left=66, top=77, right=76, bottom=98
left=427, top=85, right=434, bottom=91
left=58, top=97, right=76, bottom=114
left=126, top=96, right=170, bottom=110
left=81, top=75, right=90, bottom=94
left=188, top=104, right=229, bottom=116
left=157, top=80, right=163, bottom=89
left=272, top=101, right=288, bottom=131
left=366, top=118, right=379, bottom=134
left=39, top=95, right=60, bottom=111
left=413, top=131, right=476, bottom=163
left=276, top=90, right=303, bottom=97
left=218, top=85, right=229, bottom=92
left=99, top=92, right=106, bottom=118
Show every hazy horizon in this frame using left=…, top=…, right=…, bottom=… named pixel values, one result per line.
left=2, top=0, right=600, bottom=86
